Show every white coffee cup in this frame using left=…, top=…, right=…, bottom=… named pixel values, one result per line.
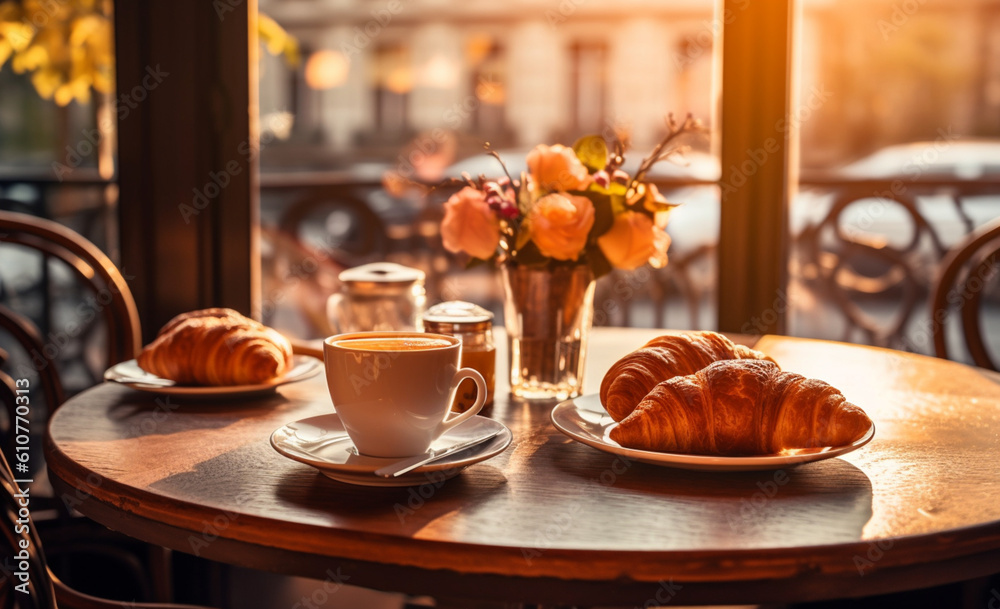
left=324, top=331, right=487, bottom=458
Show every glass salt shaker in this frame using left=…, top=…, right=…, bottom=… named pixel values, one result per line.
left=423, top=301, right=496, bottom=415
left=327, top=262, right=427, bottom=334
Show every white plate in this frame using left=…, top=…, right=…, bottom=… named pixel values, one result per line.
left=550, top=394, right=875, bottom=472
left=270, top=414, right=513, bottom=487
left=104, top=355, right=322, bottom=398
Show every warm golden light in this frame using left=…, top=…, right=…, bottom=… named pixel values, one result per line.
left=465, top=34, right=494, bottom=66
left=384, top=66, right=414, bottom=94
left=475, top=78, right=505, bottom=105
left=304, top=50, right=349, bottom=90
left=421, top=54, right=459, bottom=89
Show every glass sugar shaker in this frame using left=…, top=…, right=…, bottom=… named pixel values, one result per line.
left=327, top=262, right=427, bottom=334
left=423, top=301, right=496, bottom=415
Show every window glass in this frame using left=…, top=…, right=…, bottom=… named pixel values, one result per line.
left=0, top=0, right=117, bottom=250
left=0, top=0, right=118, bottom=397
left=790, top=0, right=1000, bottom=358
left=257, top=1, right=721, bottom=338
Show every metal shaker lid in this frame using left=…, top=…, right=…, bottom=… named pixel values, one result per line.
left=338, top=262, right=425, bottom=293
left=423, top=301, right=493, bottom=333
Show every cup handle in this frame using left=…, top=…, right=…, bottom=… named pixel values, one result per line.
left=439, top=368, right=487, bottom=434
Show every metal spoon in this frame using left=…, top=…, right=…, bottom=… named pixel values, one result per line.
left=374, top=428, right=504, bottom=478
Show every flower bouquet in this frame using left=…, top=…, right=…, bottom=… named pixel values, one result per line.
left=439, top=114, right=702, bottom=400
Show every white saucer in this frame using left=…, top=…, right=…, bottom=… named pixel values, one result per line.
left=270, top=414, right=513, bottom=487
left=550, top=394, right=875, bottom=472
left=104, top=355, right=322, bottom=398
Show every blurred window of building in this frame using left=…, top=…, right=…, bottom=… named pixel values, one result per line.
left=468, top=38, right=507, bottom=142
left=570, top=41, right=607, bottom=136
left=374, top=44, right=412, bottom=138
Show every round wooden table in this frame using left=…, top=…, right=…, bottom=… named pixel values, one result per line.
left=44, top=329, right=1000, bottom=606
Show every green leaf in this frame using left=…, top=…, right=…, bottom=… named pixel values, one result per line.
left=585, top=244, right=613, bottom=279
left=589, top=181, right=628, bottom=198
left=578, top=190, right=627, bottom=240
left=572, top=135, right=608, bottom=173
left=647, top=200, right=682, bottom=213
left=517, top=171, right=534, bottom=214
left=584, top=192, right=616, bottom=239
left=610, top=193, right=628, bottom=216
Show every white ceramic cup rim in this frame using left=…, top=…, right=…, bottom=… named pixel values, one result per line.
left=324, top=331, right=460, bottom=352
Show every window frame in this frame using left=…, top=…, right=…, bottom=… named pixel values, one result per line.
left=115, top=0, right=260, bottom=341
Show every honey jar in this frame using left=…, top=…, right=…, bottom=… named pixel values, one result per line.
left=423, top=301, right=496, bottom=414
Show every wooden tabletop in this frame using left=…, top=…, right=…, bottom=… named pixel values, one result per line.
left=44, top=329, right=1000, bottom=606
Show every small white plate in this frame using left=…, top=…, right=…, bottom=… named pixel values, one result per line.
left=550, top=394, right=875, bottom=472
left=104, top=355, right=322, bottom=398
left=270, top=414, right=513, bottom=487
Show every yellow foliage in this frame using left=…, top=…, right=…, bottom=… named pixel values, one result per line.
left=259, top=13, right=300, bottom=67
left=30, top=67, right=58, bottom=98
left=1, top=1, right=298, bottom=105
left=0, top=0, right=112, bottom=104
left=12, top=43, right=46, bottom=72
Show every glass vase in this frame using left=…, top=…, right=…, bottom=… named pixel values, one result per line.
left=501, top=263, right=596, bottom=401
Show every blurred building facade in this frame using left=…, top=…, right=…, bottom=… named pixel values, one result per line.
left=258, top=0, right=1000, bottom=170
left=258, top=0, right=717, bottom=167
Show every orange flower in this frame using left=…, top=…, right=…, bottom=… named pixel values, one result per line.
left=526, top=144, right=591, bottom=193
left=597, top=211, right=659, bottom=270
left=441, top=187, right=500, bottom=260
left=528, top=193, right=595, bottom=261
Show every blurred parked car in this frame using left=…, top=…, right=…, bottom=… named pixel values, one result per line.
left=794, top=139, right=1000, bottom=248
left=837, top=140, right=1000, bottom=180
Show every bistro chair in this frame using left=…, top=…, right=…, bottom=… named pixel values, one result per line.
left=0, top=304, right=65, bottom=413
left=0, top=211, right=173, bottom=601
left=277, top=188, right=390, bottom=264
left=930, top=215, right=1000, bottom=371
left=0, top=211, right=141, bottom=393
left=0, top=447, right=215, bottom=609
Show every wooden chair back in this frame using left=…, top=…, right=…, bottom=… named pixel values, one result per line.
left=0, top=305, right=66, bottom=409
left=0, top=211, right=141, bottom=393
left=930, top=216, right=1000, bottom=370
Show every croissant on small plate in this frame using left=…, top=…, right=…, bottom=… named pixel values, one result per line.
left=600, top=331, right=775, bottom=422
left=609, top=359, right=872, bottom=456
left=137, top=308, right=293, bottom=386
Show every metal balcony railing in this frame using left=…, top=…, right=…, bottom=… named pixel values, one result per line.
left=3, top=169, right=999, bottom=356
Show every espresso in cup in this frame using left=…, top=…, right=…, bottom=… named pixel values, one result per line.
left=324, top=332, right=487, bottom=458
left=333, top=336, right=452, bottom=351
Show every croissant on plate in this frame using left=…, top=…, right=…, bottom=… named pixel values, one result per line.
left=137, top=308, right=293, bottom=386
left=609, top=359, right=872, bottom=456
left=600, top=331, right=775, bottom=422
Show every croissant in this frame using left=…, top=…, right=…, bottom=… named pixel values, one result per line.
left=609, top=359, right=872, bottom=456
left=137, top=308, right=293, bottom=385
left=600, top=331, right=775, bottom=422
